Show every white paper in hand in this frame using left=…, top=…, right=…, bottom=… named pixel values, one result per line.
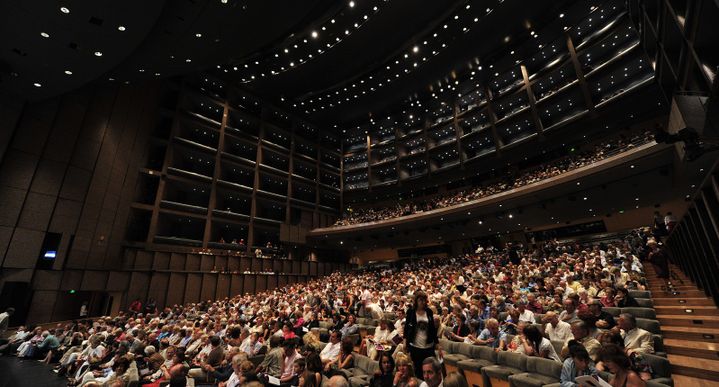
left=575, top=375, right=612, bottom=387
left=267, top=375, right=281, bottom=385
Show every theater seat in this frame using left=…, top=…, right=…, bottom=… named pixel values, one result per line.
left=457, top=346, right=498, bottom=387
left=621, top=307, right=657, bottom=320
left=629, top=290, right=652, bottom=299
left=642, top=353, right=673, bottom=386
left=603, top=307, right=621, bottom=316
left=443, top=342, right=471, bottom=374
left=636, top=318, right=662, bottom=334
left=508, top=357, right=563, bottom=387
left=635, top=298, right=655, bottom=308
left=481, top=352, right=527, bottom=387
left=344, top=353, right=379, bottom=387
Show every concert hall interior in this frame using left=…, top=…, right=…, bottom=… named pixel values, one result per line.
left=0, top=1, right=718, bottom=386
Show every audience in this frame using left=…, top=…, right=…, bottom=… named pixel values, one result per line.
left=335, top=130, right=654, bottom=226
left=1, top=229, right=663, bottom=387
left=560, top=341, right=598, bottom=387
left=598, top=345, right=647, bottom=387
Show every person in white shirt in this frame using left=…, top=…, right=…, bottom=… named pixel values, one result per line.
left=0, top=307, right=15, bottom=338
left=363, top=320, right=394, bottom=360
left=220, top=354, right=244, bottom=387
left=542, top=311, right=573, bottom=343
left=618, top=313, right=654, bottom=354
left=515, top=301, right=536, bottom=324
left=320, top=331, right=342, bottom=366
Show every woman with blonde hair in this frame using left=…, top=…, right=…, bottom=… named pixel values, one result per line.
left=393, top=354, right=415, bottom=387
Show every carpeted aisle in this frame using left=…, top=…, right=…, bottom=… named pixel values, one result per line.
left=0, top=355, right=68, bottom=387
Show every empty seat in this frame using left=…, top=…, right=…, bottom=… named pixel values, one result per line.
left=629, top=290, right=652, bottom=299
left=508, top=357, right=563, bottom=387
left=622, top=307, right=657, bottom=320
left=458, top=346, right=498, bottom=387
left=635, top=298, right=655, bottom=308
left=443, top=341, right=471, bottom=374
left=481, top=351, right=527, bottom=387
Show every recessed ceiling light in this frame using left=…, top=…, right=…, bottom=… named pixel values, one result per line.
left=559, top=13, right=565, bottom=18
left=412, top=45, right=419, bottom=53
left=33, top=82, right=42, bottom=87
left=60, top=6, right=70, bottom=14
left=40, top=32, right=50, bottom=38
left=349, top=1, right=355, bottom=7
left=195, top=33, right=202, bottom=38
left=64, top=70, right=72, bottom=75
left=185, top=58, right=191, bottom=63
left=311, top=31, right=318, bottom=38
left=94, top=51, right=103, bottom=56
left=117, top=25, right=126, bottom=31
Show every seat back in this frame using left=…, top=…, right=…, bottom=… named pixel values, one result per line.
left=622, top=307, right=657, bottom=320
left=458, top=342, right=474, bottom=357
left=652, top=335, right=665, bottom=353
left=636, top=318, right=662, bottom=334
left=440, top=338, right=454, bottom=353
left=629, top=290, right=651, bottom=299
left=498, top=312, right=508, bottom=322
left=319, top=321, right=334, bottom=329
left=526, top=357, right=562, bottom=378
left=475, top=345, right=498, bottom=363
left=635, top=298, right=654, bottom=308
left=604, top=307, right=621, bottom=316
left=498, top=351, right=527, bottom=371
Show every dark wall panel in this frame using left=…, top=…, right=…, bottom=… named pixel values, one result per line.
left=147, top=272, right=169, bottom=308
left=216, top=274, right=230, bottom=300
left=167, top=273, right=186, bottom=307
left=200, top=274, right=217, bottom=302
left=185, top=273, right=202, bottom=304
left=3, top=228, right=44, bottom=268
left=127, top=272, right=151, bottom=306
left=230, top=275, right=243, bottom=297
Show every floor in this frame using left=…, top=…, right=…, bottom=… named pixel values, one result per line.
left=0, top=355, right=68, bottom=387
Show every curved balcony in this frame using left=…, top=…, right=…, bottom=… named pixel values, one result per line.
left=310, top=141, right=671, bottom=236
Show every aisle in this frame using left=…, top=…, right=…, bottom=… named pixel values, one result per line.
left=645, top=263, right=719, bottom=386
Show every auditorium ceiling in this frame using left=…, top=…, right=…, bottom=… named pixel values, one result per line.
left=2, top=0, right=602, bottom=126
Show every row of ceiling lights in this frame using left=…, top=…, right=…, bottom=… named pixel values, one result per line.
left=216, top=0, right=387, bottom=80
left=296, top=0, right=504, bottom=114
left=339, top=4, right=622, bottom=142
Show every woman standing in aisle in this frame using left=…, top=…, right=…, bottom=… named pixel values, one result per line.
left=403, top=291, right=442, bottom=378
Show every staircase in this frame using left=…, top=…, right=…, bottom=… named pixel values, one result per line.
left=645, top=264, right=719, bottom=386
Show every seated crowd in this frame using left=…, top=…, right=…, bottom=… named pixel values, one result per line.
left=0, top=228, right=666, bottom=387
left=334, top=129, right=655, bottom=226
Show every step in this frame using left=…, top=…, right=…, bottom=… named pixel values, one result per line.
left=655, top=306, right=719, bottom=316
left=658, top=314, right=719, bottom=328
left=647, top=284, right=698, bottom=291
left=653, top=297, right=715, bottom=306
left=652, top=290, right=708, bottom=298
left=661, top=325, right=719, bottom=342
left=667, top=354, right=719, bottom=381
left=672, top=374, right=719, bottom=387
left=663, top=338, right=719, bottom=360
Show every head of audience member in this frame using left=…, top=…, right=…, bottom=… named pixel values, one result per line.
left=327, top=374, right=350, bottom=387
left=413, top=291, right=428, bottom=311
left=567, top=340, right=593, bottom=371
left=543, top=311, right=560, bottom=327
left=563, top=299, right=576, bottom=314
left=329, top=331, right=341, bottom=344
left=395, top=354, right=415, bottom=382
left=598, top=344, right=632, bottom=374
left=570, top=320, right=590, bottom=340
left=341, top=337, right=354, bottom=355
left=378, top=353, right=395, bottom=376
left=422, top=357, right=443, bottom=387
left=443, top=372, right=469, bottom=387
left=485, top=318, right=499, bottom=336
left=617, top=313, right=637, bottom=332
